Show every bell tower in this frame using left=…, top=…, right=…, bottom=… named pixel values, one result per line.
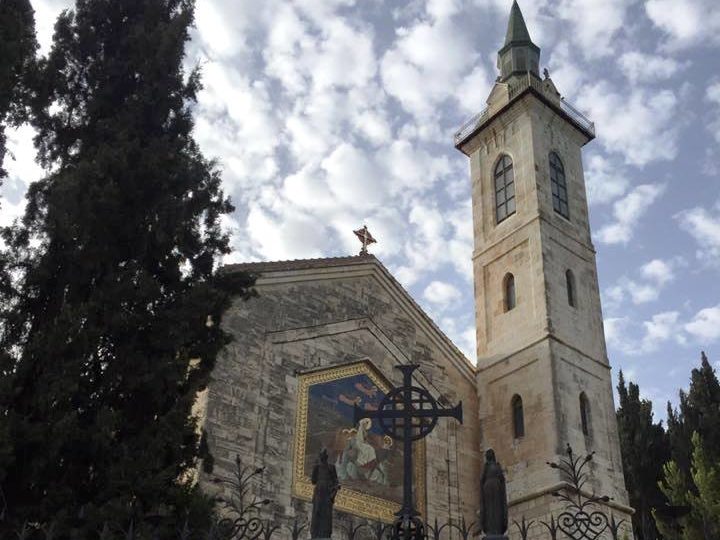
left=455, top=0, right=633, bottom=529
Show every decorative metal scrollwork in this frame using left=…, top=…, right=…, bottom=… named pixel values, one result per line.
left=514, top=444, right=628, bottom=540
left=556, top=510, right=608, bottom=540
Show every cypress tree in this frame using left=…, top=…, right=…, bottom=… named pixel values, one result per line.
left=656, top=432, right=720, bottom=540
left=667, top=352, right=720, bottom=480
left=0, top=0, right=254, bottom=535
left=616, top=370, right=671, bottom=540
left=0, top=0, right=37, bottom=486
left=0, top=0, right=37, bottom=180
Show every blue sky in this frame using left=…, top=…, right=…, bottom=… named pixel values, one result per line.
left=2, top=0, right=720, bottom=419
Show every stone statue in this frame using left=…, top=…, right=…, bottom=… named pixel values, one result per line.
left=311, top=449, right=340, bottom=539
left=480, top=448, right=508, bottom=538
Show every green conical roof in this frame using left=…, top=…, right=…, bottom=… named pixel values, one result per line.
left=504, top=0, right=533, bottom=46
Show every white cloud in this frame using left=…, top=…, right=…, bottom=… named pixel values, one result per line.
left=380, top=140, right=452, bottom=196
left=311, top=20, right=377, bottom=91
left=446, top=199, right=474, bottom=281
left=706, top=82, right=720, bottom=144
left=32, top=0, right=73, bottom=54
left=455, top=65, right=494, bottom=116
left=424, top=280, right=462, bottom=306
left=1, top=125, right=46, bottom=227
left=321, top=143, right=387, bottom=210
left=618, top=51, right=688, bottom=83
left=584, top=153, right=629, bottom=206
left=246, top=204, right=328, bottom=260
left=596, top=184, right=666, bottom=245
left=577, top=82, right=680, bottom=167
left=195, top=0, right=248, bottom=59
left=640, top=259, right=675, bottom=285
left=684, top=305, right=720, bottom=342
left=426, top=0, right=463, bottom=21
left=604, top=317, right=630, bottom=351
left=606, top=312, right=684, bottom=355
left=294, top=0, right=356, bottom=25
left=676, top=205, right=720, bottom=265
left=381, top=17, right=475, bottom=122
left=557, top=0, right=631, bottom=59
left=628, top=282, right=662, bottom=305
left=640, top=311, right=681, bottom=352
left=547, top=41, right=586, bottom=98
left=645, top=0, right=720, bottom=50
left=263, top=3, right=312, bottom=95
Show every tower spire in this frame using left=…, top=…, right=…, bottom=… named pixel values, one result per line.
left=504, top=0, right=533, bottom=46
left=497, top=1, right=540, bottom=82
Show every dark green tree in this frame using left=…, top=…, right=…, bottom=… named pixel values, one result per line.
left=0, top=0, right=37, bottom=180
left=667, top=352, right=720, bottom=480
left=0, top=0, right=254, bottom=535
left=656, top=432, right=720, bottom=540
left=0, top=0, right=37, bottom=485
left=616, top=370, right=672, bottom=540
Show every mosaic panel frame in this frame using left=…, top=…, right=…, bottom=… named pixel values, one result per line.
left=292, top=360, right=426, bottom=523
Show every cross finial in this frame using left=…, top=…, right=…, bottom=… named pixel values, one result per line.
left=353, top=225, right=376, bottom=255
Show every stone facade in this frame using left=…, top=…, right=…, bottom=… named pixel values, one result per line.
left=456, top=57, right=633, bottom=540
left=199, top=257, right=482, bottom=533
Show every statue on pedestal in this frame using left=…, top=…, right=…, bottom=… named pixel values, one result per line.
left=311, top=449, right=340, bottom=539
left=480, top=448, right=508, bottom=539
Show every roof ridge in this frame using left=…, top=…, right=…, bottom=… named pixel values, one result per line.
left=222, top=254, right=377, bottom=273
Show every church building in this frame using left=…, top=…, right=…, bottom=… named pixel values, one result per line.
left=199, top=2, right=634, bottom=537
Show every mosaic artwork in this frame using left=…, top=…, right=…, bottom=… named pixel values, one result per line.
left=292, top=361, right=425, bottom=522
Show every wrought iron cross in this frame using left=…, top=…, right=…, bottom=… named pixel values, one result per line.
left=354, top=364, right=463, bottom=540
left=353, top=225, right=376, bottom=255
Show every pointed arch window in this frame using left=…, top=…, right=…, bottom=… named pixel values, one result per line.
left=494, top=155, right=516, bottom=224
left=504, top=273, right=516, bottom=312
left=512, top=394, right=525, bottom=439
left=580, top=392, right=590, bottom=436
left=549, top=152, right=569, bottom=219
left=566, top=269, right=576, bottom=307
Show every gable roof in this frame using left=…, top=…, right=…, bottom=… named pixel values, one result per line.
left=222, top=254, right=476, bottom=381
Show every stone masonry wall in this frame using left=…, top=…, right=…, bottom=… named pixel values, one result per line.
left=199, top=260, right=481, bottom=538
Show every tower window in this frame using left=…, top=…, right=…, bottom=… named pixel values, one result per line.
left=549, top=152, right=569, bottom=219
left=512, top=394, right=524, bottom=438
left=494, top=155, right=516, bottom=223
left=580, top=392, right=590, bottom=436
left=504, top=273, right=516, bottom=312
left=566, top=269, right=576, bottom=307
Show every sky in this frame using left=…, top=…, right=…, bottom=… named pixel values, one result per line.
left=2, top=0, right=720, bottom=420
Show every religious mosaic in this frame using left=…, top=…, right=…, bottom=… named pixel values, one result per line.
left=292, top=360, right=426, bottom=523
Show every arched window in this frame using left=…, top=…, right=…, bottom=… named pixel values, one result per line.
left=504, top=273, right=516, bottom=312
left=494, top=155, right=516, bottom=223
left=580, top=392, right=590, bottom=436
left=549, top=152, right=569, bottom=219
left=566, top=269, right=576, bottom=307
left=512, top=394, right=524, bottom=438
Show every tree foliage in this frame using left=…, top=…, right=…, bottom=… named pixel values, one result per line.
left=656, top=432, right=720, bottom=540
left=0, top=0, right=254, bottom=535
left=667, top=352, right=720, bottom=479
left=616, top=370, right=671, bottom=540
left=0, top=0, right=37, bottom=180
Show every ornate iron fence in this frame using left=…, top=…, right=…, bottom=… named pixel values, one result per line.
left=1, top=453, right=477, bottom=540
left=2, top=446, right=637, bottom=540
left=513, top=444, right=629, bottom=540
